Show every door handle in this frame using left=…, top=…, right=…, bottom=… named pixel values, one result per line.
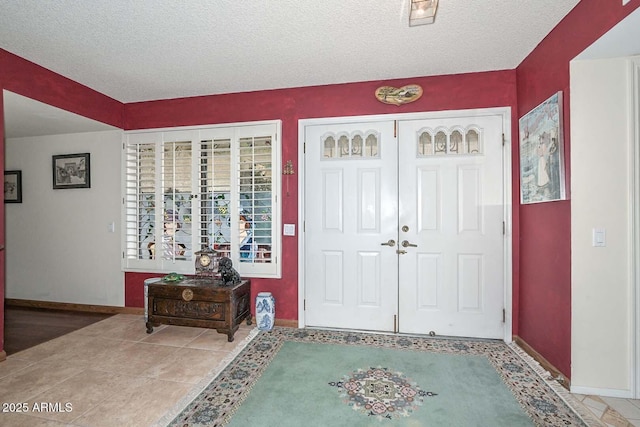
left=401, top=240, right=418, bottom=248
left=381, top=239, right=396, bottom=247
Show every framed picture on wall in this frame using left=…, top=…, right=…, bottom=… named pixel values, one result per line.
left=4, top=170, right=22, bottom=203
left=52, top=153, right=91, bottom=189
left=518, top=91, right=567, bottom=204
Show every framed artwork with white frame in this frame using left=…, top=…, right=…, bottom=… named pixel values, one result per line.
left=519, top=91, right=567, bottom=204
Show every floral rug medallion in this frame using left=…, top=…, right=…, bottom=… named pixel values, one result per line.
left=329, top=366, right=437, bottom=420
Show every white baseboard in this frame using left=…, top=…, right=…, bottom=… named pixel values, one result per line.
left=570, top=385, right=633, bottom=399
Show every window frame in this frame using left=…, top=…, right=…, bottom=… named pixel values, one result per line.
left=121, top=120, right=282, bottom=278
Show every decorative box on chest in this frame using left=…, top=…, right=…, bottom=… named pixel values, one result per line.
left=145, top=278, right=251, bottom=342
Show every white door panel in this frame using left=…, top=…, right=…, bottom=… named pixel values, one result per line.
left=304, top=121, right=398, bottom=331
left=397, top=115, right=504, bottom=338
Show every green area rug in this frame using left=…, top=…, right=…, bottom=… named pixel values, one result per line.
left=167, top=328, right=590, bottom=427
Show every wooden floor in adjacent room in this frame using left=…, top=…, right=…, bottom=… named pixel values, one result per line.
left=3, top=306, right=114, bottom=355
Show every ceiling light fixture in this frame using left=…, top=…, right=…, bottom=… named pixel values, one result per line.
left=409, top=0, right=439, bottom=26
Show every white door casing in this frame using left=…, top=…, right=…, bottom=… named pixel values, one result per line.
left=299, top=109, right=512, bottom=340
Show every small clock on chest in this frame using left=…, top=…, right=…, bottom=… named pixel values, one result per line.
left=194, top=247, right=218, bottom=278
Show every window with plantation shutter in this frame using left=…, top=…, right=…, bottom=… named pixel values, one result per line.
left=122, top=121, right=281, bottom=278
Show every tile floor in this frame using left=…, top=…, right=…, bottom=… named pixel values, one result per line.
left=0, top=313, right=638, bottom=427
left=574, top=394, right=640, bottom=427
left=0, top=314, right=254, bottom=426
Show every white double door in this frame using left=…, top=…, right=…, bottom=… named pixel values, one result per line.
left=304, top=113, right=506, bottom=339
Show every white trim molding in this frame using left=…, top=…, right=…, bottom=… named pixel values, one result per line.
left=571, top=386, right=634, bottom=399
left=632, top=56, right=640, bottom=399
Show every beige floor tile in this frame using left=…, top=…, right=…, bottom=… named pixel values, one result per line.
left=602, top=397, right=640, bottom=420
left=0, top=412, right=71, bottom=427
left=141, top=325, right=207, bottom=347
left=569, top=394, right=640, bottom=427
left=139, top=347, right=231, bottom=383
left=587, top=406, right=606, bottom=420
left=25, top=369, right=148, bottom=424
left=584, top=396, right=610, bottom=415
left=0, top=360, right=85, bottom=402
left=98, top=319, right=161, bottom=342
left=91, top=341, right=180, bottom=376
left=73, top=314, right=148, bottom=338
left=602, top=407, right=633, bottom=427
left=185, top=327, right=252, bottom=350
left=42, top=336, right=132, bottom=368
left=73, top=378, right=193, bottom=427
left=6, top=332, right=88, bottom=364
left=0, top=357, right=35, bottom=379
left=230, top=326, right=252, bottom=340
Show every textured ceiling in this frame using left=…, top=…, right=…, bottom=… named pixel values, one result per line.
left=0, top=0, right=581, bottom=103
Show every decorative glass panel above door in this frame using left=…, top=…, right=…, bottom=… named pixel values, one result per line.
left=322, top=131, right=379, bottom=159
left=417, top=126, right=484, bottom=157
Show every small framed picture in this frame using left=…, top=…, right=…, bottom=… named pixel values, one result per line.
left=4, top=170, right=22, bottom=203
left=52, top=153, right=90, bottom=189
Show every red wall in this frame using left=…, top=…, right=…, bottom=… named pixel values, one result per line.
left=515, top=0, right=640, bottom=378
left=123, top=71, right=519, bottom=321
left=0, top=49, right=124, bottom=356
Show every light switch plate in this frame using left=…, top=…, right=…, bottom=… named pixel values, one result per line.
left=592, top=228, right=606, bottom=247
left=283, top=224, right=296, bottom=236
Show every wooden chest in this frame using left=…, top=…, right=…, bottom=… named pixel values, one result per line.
left=145, top=278, right=251, bottom=342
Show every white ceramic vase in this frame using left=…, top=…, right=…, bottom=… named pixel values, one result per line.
left=256, top=292, right=275, bottom=331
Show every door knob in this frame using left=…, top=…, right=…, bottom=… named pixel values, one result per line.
left=401, top=240, right=418, bottom=248
left=381, top=239, right=396, bottom=247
